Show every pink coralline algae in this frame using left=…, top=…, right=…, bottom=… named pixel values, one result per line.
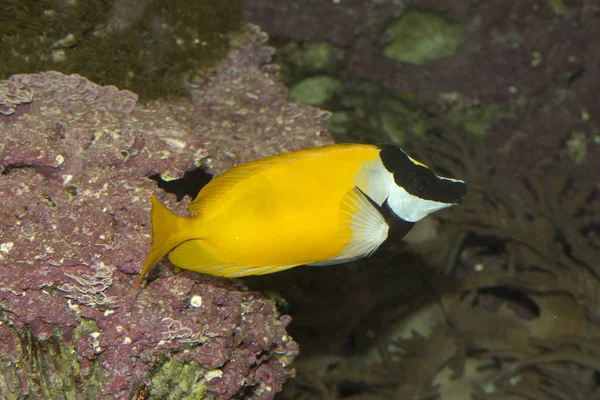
left=0, top=23, right=332, bottom=399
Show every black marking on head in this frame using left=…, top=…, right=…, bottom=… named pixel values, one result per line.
left=149, top=165, right=213, bottom=201
left=381, top=198, right=416, bottom=246
left=355, top=187, right=415, bottom=248
left=379, top=145, right=468, bottom=204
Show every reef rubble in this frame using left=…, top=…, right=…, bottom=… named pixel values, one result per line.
left=0, top=23, right=332, bottom=399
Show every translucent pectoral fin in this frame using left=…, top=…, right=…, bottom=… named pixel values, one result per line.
left=311, top=187, right=389, bottom=266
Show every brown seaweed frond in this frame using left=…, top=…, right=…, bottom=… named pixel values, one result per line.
left=281, top=356, right=397, bottom=400
left=407, top=119, right=600, bottom=313
left=517, top=164, right=599, bottom=264
left=463, top=168, right=600, bottom=323
left=480, top=340, right=600, bottom=400
left=501, top=336, right=600, bottom=375
left=280, top=114, right=599, bottom=399
left=390, top=123, right=600, bottom=398
left=376, top=324, right=468, bottom=399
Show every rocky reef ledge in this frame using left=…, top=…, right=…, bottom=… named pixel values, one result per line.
left=0, top=23, right=332, bottom=399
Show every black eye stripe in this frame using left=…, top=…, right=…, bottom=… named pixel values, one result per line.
left=414, top=177, right=430, bottom=192
left=378, top=145, right=467, bottom=203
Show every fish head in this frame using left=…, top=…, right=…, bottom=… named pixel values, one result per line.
left=379, top=145, right=468, bottom=223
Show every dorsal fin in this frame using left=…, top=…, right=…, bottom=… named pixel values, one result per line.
left=187, top=143, right=379, bottom=215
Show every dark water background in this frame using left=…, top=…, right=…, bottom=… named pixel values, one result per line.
left=2, top=0, right=599, bottom=398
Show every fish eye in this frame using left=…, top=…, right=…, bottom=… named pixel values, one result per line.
left=413, top=177, right=430, bottom=192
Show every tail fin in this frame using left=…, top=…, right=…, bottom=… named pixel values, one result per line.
left=134, top=195, right=190, bottom=288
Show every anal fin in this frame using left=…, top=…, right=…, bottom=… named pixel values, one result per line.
left=220, top=263, right=300, bottom=277
left=168, top=239, right=228, bottom=275
left=168, top=240, right=302, bottom=278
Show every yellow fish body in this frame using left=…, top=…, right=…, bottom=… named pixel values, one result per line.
left=136, top=143, right=466, bottom=286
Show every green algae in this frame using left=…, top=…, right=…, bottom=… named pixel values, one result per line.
left=321, top=81, right=516, bottom=145
left=383, top=8, right=464, bottom=65
left=0, top=318, right=103, bottom=399
left=273, top=29, right=511, bottom=145
left=565, top=131, right=588, bottom=163
left=289, top=75, right=342, bottom=107
left=547, top=0, right=581, bottom=18
left=0, top=316, right=209, bottom=399
left=146, top=357, right=209, bottom=400
left=277, top=40, right=346, bottom=107
left=320, top=81, right=436, bottom=144
left=274, top=41, right=345, bottom=85
left=72, top=318, right=100, bottom=342
left=329, top=111, right=352, bottom=136
left=439, top=93, right=517, bottom=138
left=0, top=0, right=242, bottom=102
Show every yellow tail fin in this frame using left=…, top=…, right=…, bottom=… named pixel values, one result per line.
left=134, top=195, right=191, bottom=288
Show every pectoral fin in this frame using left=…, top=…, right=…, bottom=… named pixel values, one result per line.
left=310, top=187, right=389, bottom=266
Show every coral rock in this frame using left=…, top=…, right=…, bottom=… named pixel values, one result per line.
left=0, top=23, right=331, bottom=399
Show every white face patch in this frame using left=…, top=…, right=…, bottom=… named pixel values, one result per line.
left=353, top=159, right=393, bottom=206
left=355, top=153, right=465, bottom=223
left=387, top=184, right=452, bottom=222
